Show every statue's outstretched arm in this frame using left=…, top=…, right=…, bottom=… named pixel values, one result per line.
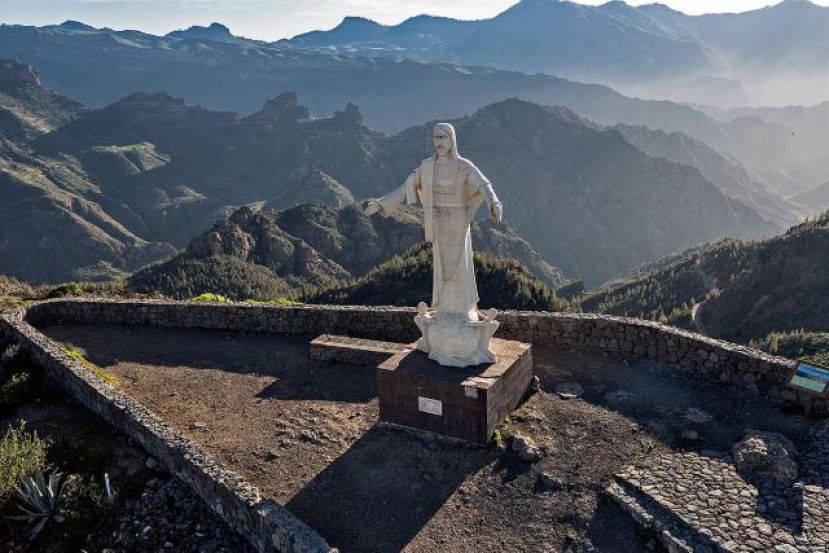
left=468, top=164, right=503, bottom=222
left=365, top=169, right=420, bottom=217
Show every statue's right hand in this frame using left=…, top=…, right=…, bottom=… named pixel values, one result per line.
left=364, top=199, right=382, bottom=216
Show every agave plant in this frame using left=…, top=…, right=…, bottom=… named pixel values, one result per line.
left=8, top=468, right=67, bottom=540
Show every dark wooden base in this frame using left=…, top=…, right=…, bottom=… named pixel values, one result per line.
left=377, top=338, right=532, bottom=444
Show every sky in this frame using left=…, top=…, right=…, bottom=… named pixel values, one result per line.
left=2, top=0, right=829, bottom=41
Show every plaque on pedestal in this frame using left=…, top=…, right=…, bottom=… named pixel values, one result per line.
left=377, top=338, right=532, bottom=444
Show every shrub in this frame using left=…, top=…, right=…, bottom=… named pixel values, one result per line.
left=0, top=275, right=34, bottom=297
left=47, top=282, right=84, bottom=299
left=190, top=292, right=233, bottom=303
left=0, top=421, right=49, bottom=500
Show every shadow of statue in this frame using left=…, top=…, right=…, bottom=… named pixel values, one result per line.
left=286, top=424, right=493, bottom=552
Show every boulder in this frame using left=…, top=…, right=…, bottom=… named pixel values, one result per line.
left=732, top=430, right=799, bottom=485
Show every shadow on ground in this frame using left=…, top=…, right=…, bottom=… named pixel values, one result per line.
left=41, top=322, right=377, bottom=403
left=286, top=425, right=493, bottom=553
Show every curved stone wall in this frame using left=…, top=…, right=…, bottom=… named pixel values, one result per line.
left=1, top=298, right=824, bottom=552
left=21, top=298, right=823, bottom=413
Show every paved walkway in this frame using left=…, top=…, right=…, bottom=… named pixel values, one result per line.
left=609, top=423, right=829, bottom=553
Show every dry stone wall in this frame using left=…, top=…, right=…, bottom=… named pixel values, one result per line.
left=22, top=298, right=824, bottom=413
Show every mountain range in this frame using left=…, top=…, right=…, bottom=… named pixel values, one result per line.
left=0, top=62, right=787, bottom=287
left=286, top=0, right=829, bottom=108
left=3, top=16, right=826, bottom=198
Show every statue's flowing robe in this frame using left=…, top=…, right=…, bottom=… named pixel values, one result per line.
left=377, top=156, right=500, bottom=319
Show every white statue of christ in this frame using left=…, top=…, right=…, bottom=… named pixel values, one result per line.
left=365, top=123, right=503, bottom=367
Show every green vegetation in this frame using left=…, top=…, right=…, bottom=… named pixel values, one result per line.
left=46, top=282, right=85, bottom=298
left=582, top=238, right=749, bottom=321
left=129, top=255, right=292, bottom=302
left=0, top=421, right=49, bottom=501
left=305, top=244, right=575, bottom=312
left=584, top=212, right=829, bottom=343
left=63, top=345, right=119, bottom=388
left=191, top=292, right=233, bottom=303
left=751, top=330, right=829, bottom=366
left=0, top=372, right=35, bottom=408
left=10, top=468, right=68, bottom=540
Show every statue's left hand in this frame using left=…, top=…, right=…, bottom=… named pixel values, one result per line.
left=490, top=201, right=503, bottom=222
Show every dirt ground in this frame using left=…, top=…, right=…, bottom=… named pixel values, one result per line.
left=39, top=322, right=815, bottom=553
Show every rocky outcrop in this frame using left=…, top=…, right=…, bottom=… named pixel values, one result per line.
left=0, top=59, right=40, bottom=87
left=732, top=430, right=799, bottom=485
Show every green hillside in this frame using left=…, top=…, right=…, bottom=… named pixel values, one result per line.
left=584, top=212, right=829, bottom=344
left=304, top=244, right=575, bottom=313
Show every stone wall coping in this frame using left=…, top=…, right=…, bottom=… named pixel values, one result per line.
left=19, top=297, right=797, bottom=369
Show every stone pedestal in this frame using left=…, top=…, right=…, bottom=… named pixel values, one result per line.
left=310, top=334, right=412, bottom=366
left=377, top=338, right=532, bottom=444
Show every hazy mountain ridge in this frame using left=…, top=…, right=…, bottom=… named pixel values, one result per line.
left=0, top=60, right=83, bottom=141
left=790, top=180, right=829, bottom=216
left=288, top=0, right=715, bottom=83
left=4, top=18, right=825, bottom=196
left=288, top=0, right=829, bottom=108
left=0, top=68, right=787, bottom=287
left=613, top=123, right=803, bottom=228
left=0, top=63, right=176, bottom=283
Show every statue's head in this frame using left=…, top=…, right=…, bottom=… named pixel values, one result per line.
left=433, top=123, right=459, bottom=160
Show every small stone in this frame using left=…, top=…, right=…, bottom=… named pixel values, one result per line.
left=555, top=382, right=584, bottom=399
left=519, top=446, right=541, bottom=462
left=685, top=407, right=713, bottom=424
left=145, top=457, right=158, bottom=470
left=512, top=434, right=541, bottom=462
left=191, top=422, right=207, bottom=430
left=142, top=525, right=152, bottom=535
left=681, top=430, right=700, bottom=440
left=299, top=429, right=322, bottom=444
left=539, top=472, right=564, bottom=490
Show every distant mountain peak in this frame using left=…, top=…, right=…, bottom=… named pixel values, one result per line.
left=332, top=102, right=363, bottom=126
left=247, top=91, right=310, bottom=123
left=166, top=22, right=235, bottom=42
left=337, top=16, right=383, bottom=29
left=57, top=20, right=97, bottom=32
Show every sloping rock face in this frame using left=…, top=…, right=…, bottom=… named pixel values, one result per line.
left=732, top=430, right=799, bottom=485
